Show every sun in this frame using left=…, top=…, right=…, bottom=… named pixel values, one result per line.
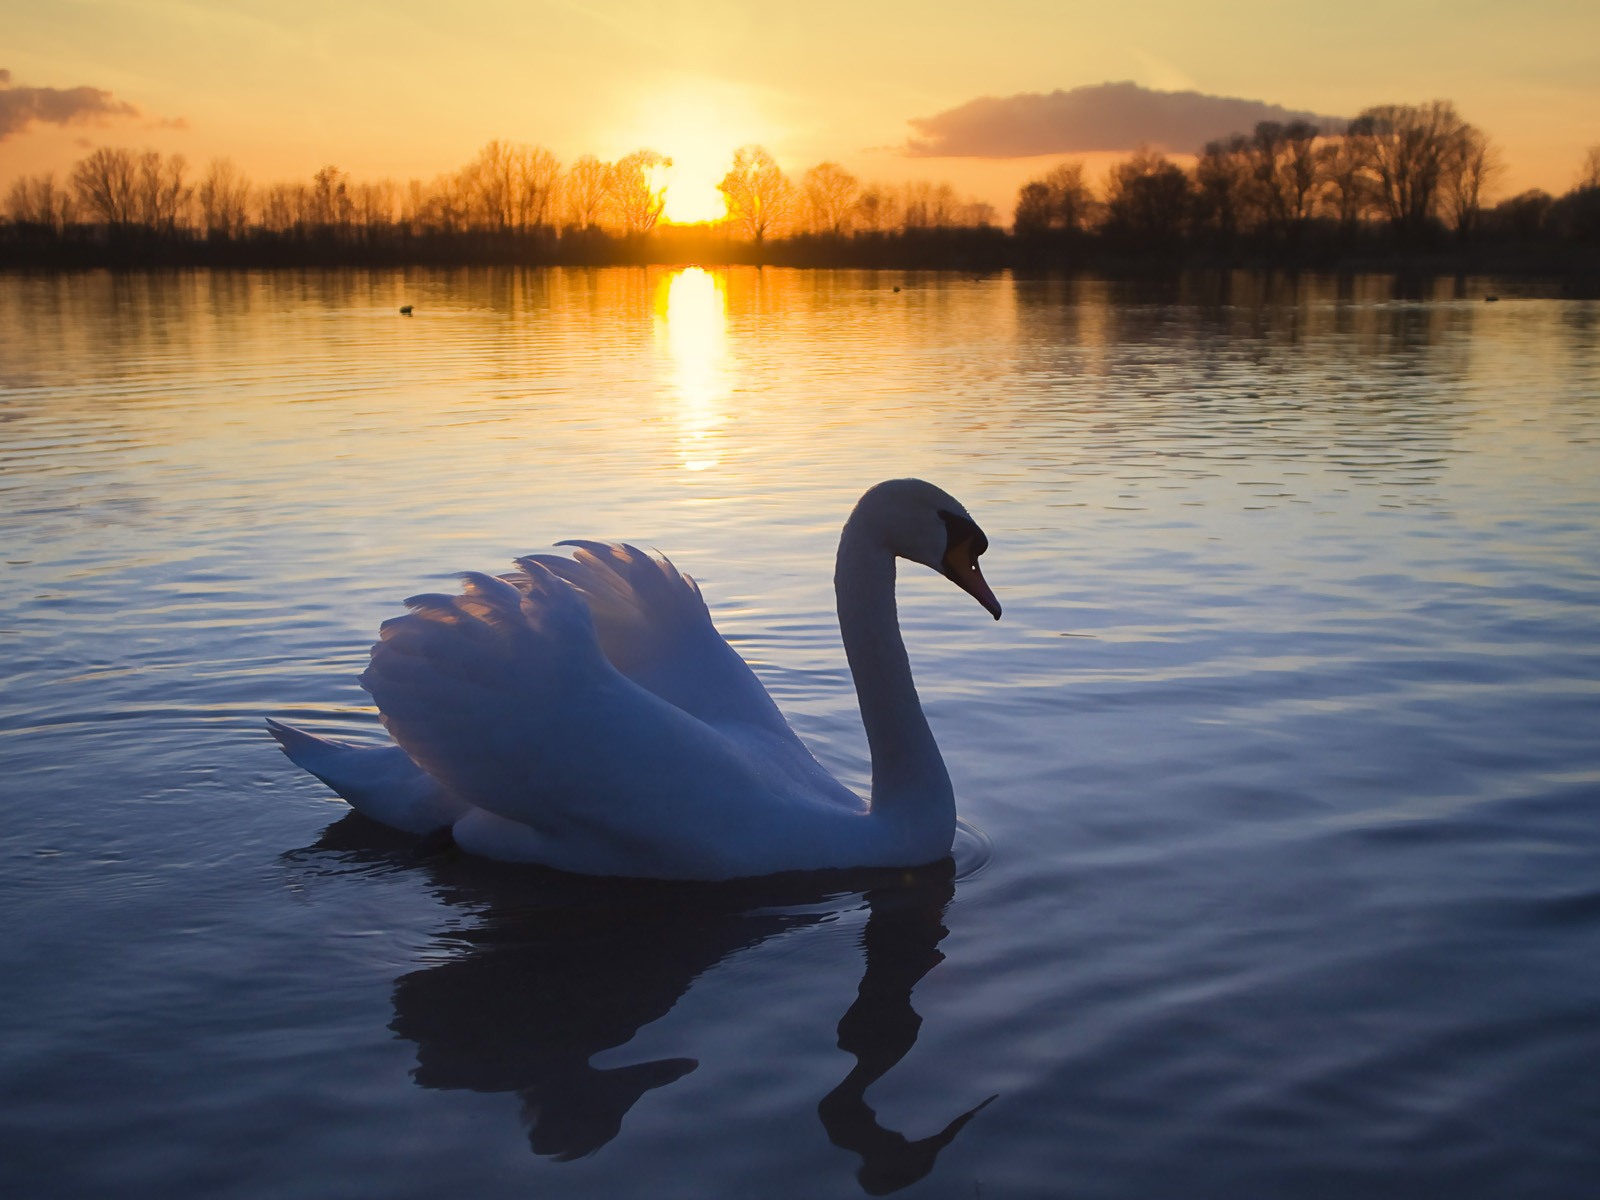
left=619, top=81, right=762, bottom=225
left=659, top=150, right=730, bottom=225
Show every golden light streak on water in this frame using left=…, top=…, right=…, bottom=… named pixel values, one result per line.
left=656, top=267, right=730, bottom=473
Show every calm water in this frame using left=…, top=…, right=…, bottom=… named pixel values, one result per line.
left=2, top=267, right=1598, bottom=1198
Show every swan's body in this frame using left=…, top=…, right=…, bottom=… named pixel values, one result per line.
left=269, top=479, right=999, bottom=880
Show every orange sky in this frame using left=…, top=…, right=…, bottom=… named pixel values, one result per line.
left=4, top=1, right=1597, bottom=219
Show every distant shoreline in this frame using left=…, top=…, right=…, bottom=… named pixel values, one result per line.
left=3, top=227, right=1597, bottom=289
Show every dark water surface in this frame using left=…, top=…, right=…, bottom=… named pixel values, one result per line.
left=1, top=268, right=1597, bottom=1198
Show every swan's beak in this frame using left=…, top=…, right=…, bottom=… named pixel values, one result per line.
left=941, top=541, right=1002, bottom=620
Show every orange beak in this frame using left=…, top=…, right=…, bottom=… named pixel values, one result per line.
left=942, top=538, right=1001, bottom=620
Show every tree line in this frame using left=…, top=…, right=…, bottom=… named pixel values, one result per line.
left=2, top=139, right=993, bottom=246
left=3, top=99, right=1597, bottom=272
left=1013, top=102, right=1600, bottom=261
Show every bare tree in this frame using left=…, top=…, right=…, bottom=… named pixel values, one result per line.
left=1237, top=121, right=1321, bottom=240
left=351, top=179, right=397, bottom=236
left=911, top=186, right=933, bottom=229
left=897, top=180, right=991, bottom=230
left=400, top=179, right=428, bottom=232
left=1317, top=135, right=1373, bottom=236
left=800, top=161, right=860, bottom=235
left=1345, top=101, right=1480, bottom=241
left=417, top=170, right=471, bottom=233
left=1104, top=147, right=1191, bottom=244
left=1042, top=161, right=1096, bottom=233
left=1277, top=121, right=1322, bottom=232
left=1443, top=126, right=1500, bottom=239
left=564, top=155, right=609, bottom=229
left=900, top=181, right=951, bottom=228
left=5, top=174, right=76, bottom=230
left=956, top=198, right=998, bottom=227
left=1193, top=136, right=1250, bottom=239
left=1013, top=181, right=1053, bottom=235
left=255, top=182, right=296, bottom=233
left=198, top=157, right=251, bottom=237
left=719, top=145, right=793, bottom=238
left=607, top=149, right=669, bottom=235
left=309, top=165, right=353, bottom=230
left=133, top=151, right=192, bottom=233
left=718, top=145, right=795, bottom=242
left=71, top=146, right=140, bottom=227
left=512, top=145, right=562, bottom=230
left=853, top=184, right=901, bottom=233
left=456, top=139, right=559, bottom=231
left=1014, top=160, right=1097, bottom=234
left=464, top=139, right=515, bottom=229
left=257, top=180, right=327, bottom=234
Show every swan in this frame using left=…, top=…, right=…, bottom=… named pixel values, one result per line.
left=268, top=478, right=1000, bottom=880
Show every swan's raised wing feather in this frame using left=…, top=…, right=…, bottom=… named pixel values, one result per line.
left=512, top=542, right=793, bottom=737
left=360, top=562, right=825, bottom=877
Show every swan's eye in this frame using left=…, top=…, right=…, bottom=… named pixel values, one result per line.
left=936, top=508, right=1001, bottom=619
left=937, top=509, right=987, bottom=560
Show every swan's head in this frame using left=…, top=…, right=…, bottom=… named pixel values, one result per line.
left=852, top=478, right=1002, bottom=620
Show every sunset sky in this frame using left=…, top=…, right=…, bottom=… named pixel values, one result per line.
left=4, top=0, right=1597, bottom=220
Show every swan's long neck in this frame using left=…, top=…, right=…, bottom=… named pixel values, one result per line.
left=835, top=515, right=954, bottom=835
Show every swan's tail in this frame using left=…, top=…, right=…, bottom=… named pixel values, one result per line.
left=265, top=717, right=342, bottom=771
left=266, top=718, right=469, bottom=835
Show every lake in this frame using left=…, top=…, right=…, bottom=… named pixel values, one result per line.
left=1, top=267, right=1597, bottom=1198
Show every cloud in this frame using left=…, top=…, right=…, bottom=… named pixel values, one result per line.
left=0, top=69, right=143, bottom=142
left=904, top=82, right=1347, bottom=158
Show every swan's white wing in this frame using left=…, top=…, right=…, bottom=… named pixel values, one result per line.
left=359, top=564, right=840, bottom=878
left=513, top=541, right=794, bottom=739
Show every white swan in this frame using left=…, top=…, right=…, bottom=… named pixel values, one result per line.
left=268, top=478, right=1000, bottom=880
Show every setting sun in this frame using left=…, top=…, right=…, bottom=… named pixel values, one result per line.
left=659, top=156, right=729, bottom=225
left=621, top=84, right=758, bottom=224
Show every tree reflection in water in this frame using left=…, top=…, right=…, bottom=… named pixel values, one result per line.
left=297, top=815, right=992, bottom=1192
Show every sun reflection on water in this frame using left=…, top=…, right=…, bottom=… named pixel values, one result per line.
left=655, top=267, right=729, bottom=473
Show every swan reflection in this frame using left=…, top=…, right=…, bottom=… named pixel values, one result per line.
left=819, top=881, right=996, bottom=1195
left=298, top=815, right=991, bottom=1192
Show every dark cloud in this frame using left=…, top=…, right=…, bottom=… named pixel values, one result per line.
left=0, top=69, right=142, bottom=141
left=904, top=81, right=1347, bottom=158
